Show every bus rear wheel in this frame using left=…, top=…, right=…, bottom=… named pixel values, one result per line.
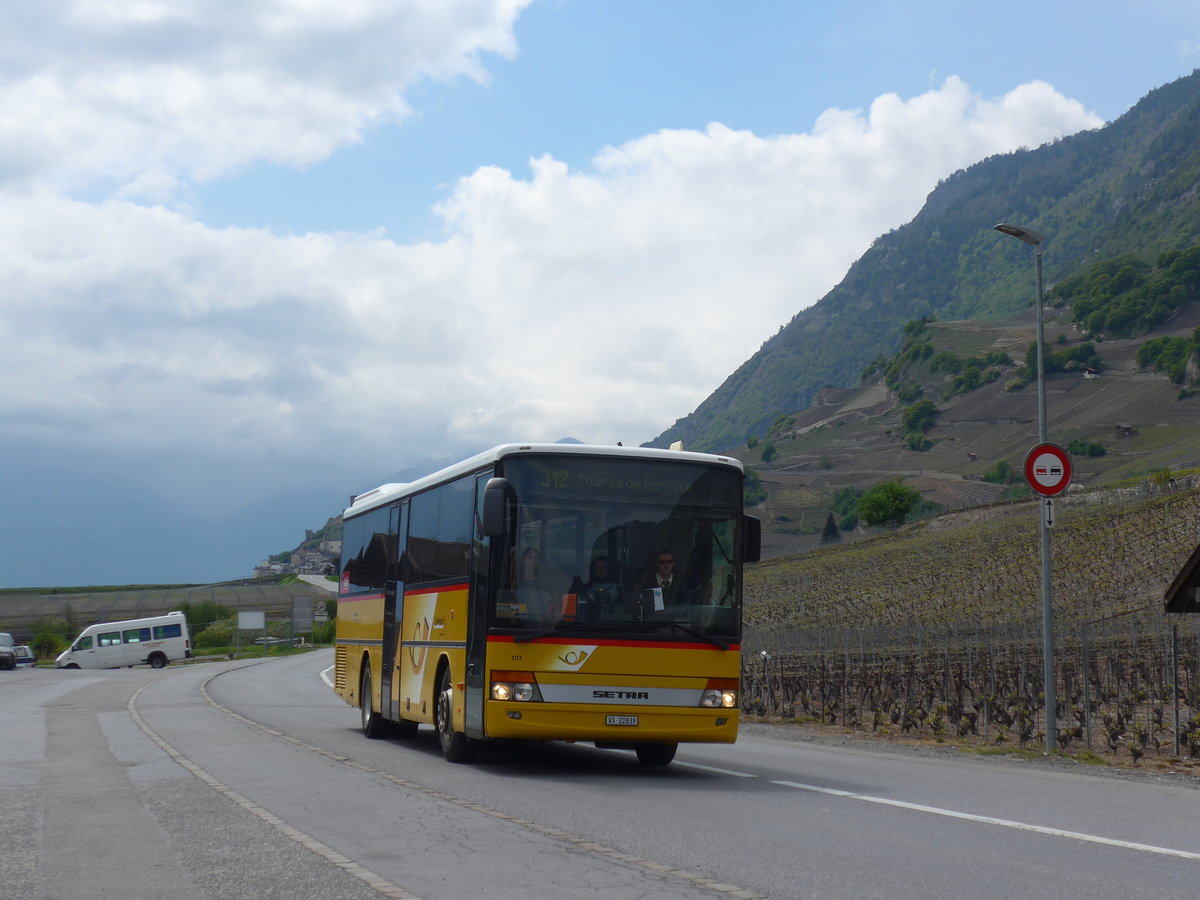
left=360, top=666, right=386, bottom=739
left=435, top=667, right=478, bottom=763
left=635, top=742, right=677, bottom=766
left=148, top=653, right=167, bottom=669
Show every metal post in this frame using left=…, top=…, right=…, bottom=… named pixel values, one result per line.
left=1033, top=241, right=1056, bottom=754
left=1173, top=622, right=1180, bottom=758
left=1082, top=621, right=1092, bottom=750
left=995, top=223, right=1055, bottom=754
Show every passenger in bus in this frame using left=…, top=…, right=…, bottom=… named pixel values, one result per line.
left=575, top=556, right=623, bottom=618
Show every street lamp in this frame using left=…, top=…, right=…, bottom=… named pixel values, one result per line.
left=994, top=222, right=1055, bottom=755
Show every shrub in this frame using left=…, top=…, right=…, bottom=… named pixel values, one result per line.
left=178, top=601, right=234, bottom=631
left=858, top=481, right=921, bottom=527
left=1066, top=439, right=1106, bottom=458
left=981, top=460, right=1019, bottom=484
left=901, top=399, right=939, bottom=435
left=743, top=466, right=768, bottom=507
left=194, top=618, right=237, bottom=649
left=904, top=433, right=933, bottom=451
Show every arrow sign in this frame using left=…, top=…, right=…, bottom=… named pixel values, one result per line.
left=1024, top=443, right=1073, bottom=497
left=1043, top=497, right=1055, bottom=529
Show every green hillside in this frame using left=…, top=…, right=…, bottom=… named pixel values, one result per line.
left=650, top=69, right=1200, bottom=454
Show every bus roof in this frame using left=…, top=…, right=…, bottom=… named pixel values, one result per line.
left=343, top=443, right=744, bottom=520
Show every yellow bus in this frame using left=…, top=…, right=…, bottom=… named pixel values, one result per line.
left=333, top=443, right=760, bottom=765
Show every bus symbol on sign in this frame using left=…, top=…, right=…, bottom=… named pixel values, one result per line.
left=1024, top=443, right=1072, bottom=497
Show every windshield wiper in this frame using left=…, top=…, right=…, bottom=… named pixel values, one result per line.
left=661, top=621, right=730, bottom=650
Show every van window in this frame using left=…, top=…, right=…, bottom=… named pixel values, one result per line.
left=123, top=627, right=152, bottom=643
left=73, top=636, right=94, bottom=651
left=98, top=631, right=121, bottom=647
left=154, top=623, right=182, bottom=640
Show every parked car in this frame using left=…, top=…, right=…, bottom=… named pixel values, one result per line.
left=14, top=645, right=35, bottom=667
left=0, top=632, right=16, bottom=670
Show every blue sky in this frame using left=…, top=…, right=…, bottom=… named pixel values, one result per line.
left=197, top=1, right=1200, bottom=241
left=1, top=1, right=1197, bottom=587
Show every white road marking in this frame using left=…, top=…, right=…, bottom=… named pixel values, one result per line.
left=772, top=780, right=1200, bottom=861
left=676, top=761, right=758, bottom=778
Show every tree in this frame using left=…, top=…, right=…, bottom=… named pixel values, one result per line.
left=820, top=512, right=841, bottom=544
left=901, top=399, right=940, bottom=435
left=743, top=466, right=768, bottom=507
left=858, top=481, right=922, bottom=527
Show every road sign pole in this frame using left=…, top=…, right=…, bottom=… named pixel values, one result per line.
left=1031, top=243, right=1057, bottom=756
left=1040, top=512, right=1054, bottom=752
left=1024, top=442, right=1071, bottom=755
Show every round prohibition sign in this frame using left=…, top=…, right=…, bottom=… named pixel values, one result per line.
left=1024, top=442, right=1072, bottom=496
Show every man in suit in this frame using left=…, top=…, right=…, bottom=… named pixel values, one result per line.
left=636, top=549, right=679, bottom=617
left=650, top=550, right=677, bottom=599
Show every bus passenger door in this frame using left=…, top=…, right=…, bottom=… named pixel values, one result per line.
left=464, top=471, right=493, bottom=739
left=380, top=502, right=407, bottom=722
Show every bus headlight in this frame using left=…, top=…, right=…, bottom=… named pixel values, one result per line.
left=700, top=678, right=739, bottom=708
left=491, top=670, right=543, bottom=702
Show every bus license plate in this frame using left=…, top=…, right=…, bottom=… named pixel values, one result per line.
left=606, top=715, right=639, bottom=727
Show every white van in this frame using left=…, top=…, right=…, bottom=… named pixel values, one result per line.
left=56, top=611, right=193, bottom=669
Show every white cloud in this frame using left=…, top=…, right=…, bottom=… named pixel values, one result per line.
left=0, top=75, right=1102, bottom=523
left=0, top=1, right=529, bottom=193
left=0, top=0, right=1106, bottom=559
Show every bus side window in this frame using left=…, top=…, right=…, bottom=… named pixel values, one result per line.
left=74, top=636, right=93, bottom=651
left=98, top=631, right=120, bottom=647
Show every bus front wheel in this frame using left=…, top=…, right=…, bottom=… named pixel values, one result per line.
left=360, top=666, right=386, bottom=739
left=635, top=742, right=677, bottom=766
left=435, top=667, right=478, bottom=763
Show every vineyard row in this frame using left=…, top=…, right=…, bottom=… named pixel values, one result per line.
left=742, top=611, right=1200, bottom=762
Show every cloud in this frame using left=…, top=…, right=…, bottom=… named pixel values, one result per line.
left=0, top=4, right=1105, bottom=584
left=0, top=76, right=1101, bottom=508
left=0, top=1, right=529, bottom=193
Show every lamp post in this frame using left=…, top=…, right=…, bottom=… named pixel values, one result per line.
left=994, top=222, right=1056, bottom=755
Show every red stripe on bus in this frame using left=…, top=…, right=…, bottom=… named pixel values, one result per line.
left=404, top=582, right=470, bottom=596
left=486, top=634, right=739, bottom=651
left=340, top=583, right=470, bottom=601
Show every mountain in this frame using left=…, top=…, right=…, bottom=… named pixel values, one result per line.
left=648, top=69, right=1200, bottom=454
left=732, top=303, right=1200, bottom=559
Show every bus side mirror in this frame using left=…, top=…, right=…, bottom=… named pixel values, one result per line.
left=743, top=515, right=761, bottom=563
left=482, top=477, right=512, bottom=537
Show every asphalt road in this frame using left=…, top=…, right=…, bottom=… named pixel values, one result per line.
left=3, top=652, right=1199, bottom=899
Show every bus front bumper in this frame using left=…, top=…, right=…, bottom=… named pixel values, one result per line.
left=484, top=703, right=738, bottom=744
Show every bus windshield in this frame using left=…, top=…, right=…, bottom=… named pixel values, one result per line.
left=491, top=455, right=743, bottom=644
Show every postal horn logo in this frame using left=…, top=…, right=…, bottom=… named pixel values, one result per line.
left=557, top=647, right=596, bottom=669
left=408, top=617, right=430, bottom=673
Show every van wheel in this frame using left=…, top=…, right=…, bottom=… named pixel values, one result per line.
left=435, top=667, right=478, bottom=763
left=635, top=742, right=677, bottom=766
left=148, top=653, right=167, bottom=669
left=360, top=666, right=386, bottom=738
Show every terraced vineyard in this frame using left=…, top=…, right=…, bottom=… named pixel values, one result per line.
left=742, top=479, right=1200, bottom=763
